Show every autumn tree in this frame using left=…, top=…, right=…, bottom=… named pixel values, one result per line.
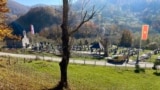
left=0, top=0, right=19, bottom=41
left=52, top=0, right=97, bottom=90
left=74, top=21, right=97, bottom=38
left=119, top=30, right=133, bottom=47
left=39, top=25, right=62, bottom=44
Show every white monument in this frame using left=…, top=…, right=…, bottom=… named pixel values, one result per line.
left=22, top=30, right=30, bottom=48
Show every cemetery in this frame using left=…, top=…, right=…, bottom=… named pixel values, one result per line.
left=2, top=34, right=160, bottom=68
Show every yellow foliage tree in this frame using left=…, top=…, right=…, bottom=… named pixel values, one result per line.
left=0, top=0, right=20, bottom=41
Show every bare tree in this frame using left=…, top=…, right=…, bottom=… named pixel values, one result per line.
left=52, top=0, right=97, bottom=90
left=100, top=37, right=110, bottom=57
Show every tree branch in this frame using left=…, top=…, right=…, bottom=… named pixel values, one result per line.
left=69, top=6, right=96, bottom=36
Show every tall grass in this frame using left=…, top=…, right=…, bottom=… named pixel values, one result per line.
left=0, top=57, right=160, bottom=90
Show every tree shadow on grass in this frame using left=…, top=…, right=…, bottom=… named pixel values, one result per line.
left=47, top=86, right=62, bottom=90
left=46, top=82, right=70, bottom=90
left=153, top=72, right=160, bottom=76
left=47, top=86, right=68, bottom=90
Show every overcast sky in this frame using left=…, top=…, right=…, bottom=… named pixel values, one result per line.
left=14, top=0, right=63, bottom=6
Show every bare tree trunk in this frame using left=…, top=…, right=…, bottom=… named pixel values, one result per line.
left=100, top=38, right=109, bottom=57
left=58, top=23, right=70, bottom=89
left=51, top=0, right=97, bottom=89
left=53, top=0, right=70, bottom=90
left=60, top=0, right=70, bottom=89
left=104, top=46, right=109, bottom=57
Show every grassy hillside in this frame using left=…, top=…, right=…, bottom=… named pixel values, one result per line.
left=0, top=57, right=160, bottom=90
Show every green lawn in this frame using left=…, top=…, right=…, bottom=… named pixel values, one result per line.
left=68, top=64, right=160, bottom=90
left=0, top=58, right=160, bottom=90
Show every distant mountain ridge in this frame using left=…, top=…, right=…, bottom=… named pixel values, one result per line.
left=74, top=0, right=160, bottom=33
left=7, top=0, right=30, bottom=16
left=6, top=0, right=30, bottom=23
left=8, top=0, right=160, bottom=36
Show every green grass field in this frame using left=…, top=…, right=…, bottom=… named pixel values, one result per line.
left=0, top=57, right=160, bottom=90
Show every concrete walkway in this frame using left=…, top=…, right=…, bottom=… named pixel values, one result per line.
left=0, top=52, right=154, bottom=68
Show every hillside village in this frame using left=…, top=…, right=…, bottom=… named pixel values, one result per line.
left=1, top=0, right=160, bottom=60
left=0, top=0, right=159, bottom=65
left=1, top=0, right=160, bottom=90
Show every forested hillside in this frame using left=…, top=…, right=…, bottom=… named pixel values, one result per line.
left=8, top=0, right=160, bottom=37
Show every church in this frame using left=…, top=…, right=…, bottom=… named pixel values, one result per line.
left=22, top=30, right=30, bottom=48
left=5, top=30, right=30, bottom=49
